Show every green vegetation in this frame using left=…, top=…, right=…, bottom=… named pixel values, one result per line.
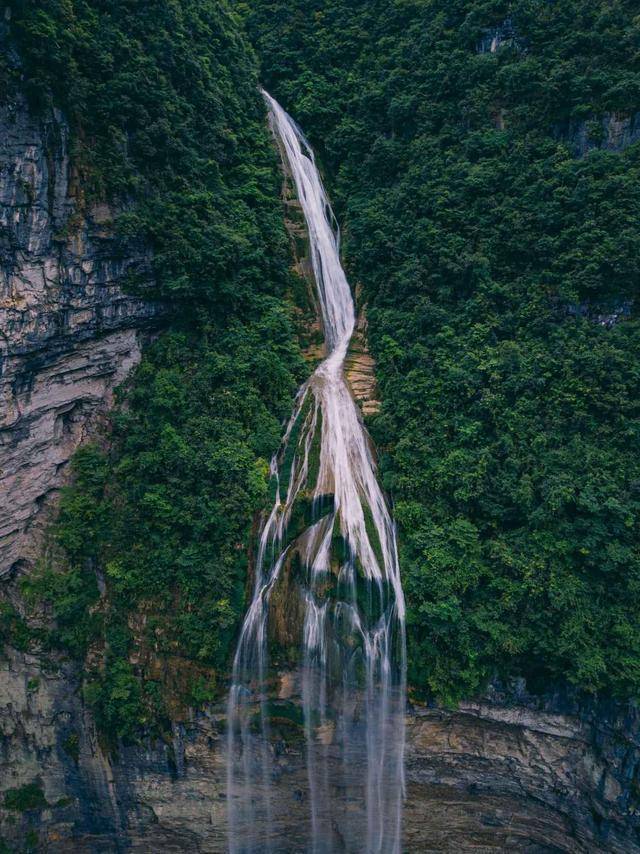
left=4, top=0, right=297, bottom=309
left=3, top=783, right=47, bottom=813
left=245, top=0, right=640, bottom=702
left=4, top=0, right=639, bottom=731
left=4, top=0, right=305, bottom=743
left=0, top=604, right=34, bottom=655
left=61, top=732, right=80, bottom=765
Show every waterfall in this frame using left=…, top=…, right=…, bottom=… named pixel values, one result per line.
left=226, top=92, right=406, bottom=853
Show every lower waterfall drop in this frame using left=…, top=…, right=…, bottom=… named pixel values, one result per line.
left=226, top=91, right=406, bottom=854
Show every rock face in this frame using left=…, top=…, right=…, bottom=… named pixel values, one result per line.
left=2, top=653, right=640, bottom=852
left=345, top=287, right=380, bottom=416
left=477, top=19, right=522, bottom=54
left=405, top=693, right=640, bottom=853
left=2, top=39, right=640, bottom=854
left=0, top=93, right=163, bottom=578
left=556, top=113, right=640, bottom=158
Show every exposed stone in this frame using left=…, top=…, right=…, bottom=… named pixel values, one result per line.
left=0, top=93, right=164, bottom=577
left=345, top=285, right=380, bottom=416
left=405, top=699, right=640, bottom=853
left=564, top=300, right=633, bottom=328
left=556, top=113, right=640, bottom=158
left=477, top=19, right=522, bottom=55
left=2, top=652, right=640, bottom=852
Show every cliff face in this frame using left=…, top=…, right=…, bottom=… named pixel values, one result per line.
left=0, top=93, right=163, bottom=578
left=556, top=112, right=640, bottom=158
left=405, top=693, right=640, bottom=853
left=1, top=653, right=639, bottom=852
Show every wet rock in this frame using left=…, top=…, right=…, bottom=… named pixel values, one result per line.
left=2, top=657, right=640, bottom=851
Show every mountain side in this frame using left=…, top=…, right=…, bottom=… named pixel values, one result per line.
left=1, top=0, right=640, bottom=850
left=244, top=0, right=640, bottom=705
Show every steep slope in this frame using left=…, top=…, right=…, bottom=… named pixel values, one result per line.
left=0, top=3, right=304, bottom=841
left=0, top=91, right=163, bottom=580
left=244, top=0, right=640, bottom=704
left=1, top=1, right=640, bottom=850
left=2, top=665, right=639, bottom=851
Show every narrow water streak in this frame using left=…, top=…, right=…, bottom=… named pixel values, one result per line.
left=226, top=92, right=406, bottom=853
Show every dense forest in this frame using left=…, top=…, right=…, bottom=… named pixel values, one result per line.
left=2, top=0, right=305, bottom=742
left=244, top=0, right=640, bottom=702
left=3, top=0, right=640, bottom=744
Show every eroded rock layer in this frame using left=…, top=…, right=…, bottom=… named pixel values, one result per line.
left=1, top=656, right=639, bottom=852
left=0, top=94, right=163, bottom=577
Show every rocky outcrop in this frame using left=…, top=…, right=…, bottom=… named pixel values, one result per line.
left=405, top=693, right=640, bottom=853
left=556, top=113, right=640, bottom=158
left=0, top=646, right=123, bottom=852
left=345, top=285, right=380, bottom=416
left=477, top=19, right=522, bottom=55
left=0, top=93, right=163, bottom=578
left=2, top=654, right=639, bottom=852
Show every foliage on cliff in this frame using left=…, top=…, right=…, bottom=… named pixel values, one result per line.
left=5, top=0, right=304, bottom=742
left=6, top=0, right=640, bottom=737
left=244, top=0, right=640, bottom=702
left=4, top=0, right=290, bottom=309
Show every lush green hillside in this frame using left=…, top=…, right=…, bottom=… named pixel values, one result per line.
left=6, top=0, right=640, bottom=743
left=4, top=0, right=305, bottom=742
left=243, top=0, right=640, bottom=702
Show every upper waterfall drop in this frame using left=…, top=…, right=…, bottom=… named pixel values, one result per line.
left=262, top=92, right=356, bottom=357
left=226, top=91, right=407, bottom=853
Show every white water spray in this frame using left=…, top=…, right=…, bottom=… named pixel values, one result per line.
left=226, top=92, right=406, bottom=853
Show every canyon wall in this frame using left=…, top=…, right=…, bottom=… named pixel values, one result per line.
left=0, top=91, right=163, bottom=580
left=2, top=653, right=640, bottom=852
left=2, top=29, right=640, bottom=854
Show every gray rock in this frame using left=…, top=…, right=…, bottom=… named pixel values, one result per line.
left=2, top=657, right=640, bottom=851
left=477, top=19, right=522, bottom=55
left=556, top=113, right=640, bottom=158
left=0, top=94, right=164, bottom=578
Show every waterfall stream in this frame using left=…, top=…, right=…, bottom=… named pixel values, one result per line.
left=226, top=92, right=406, bottom=853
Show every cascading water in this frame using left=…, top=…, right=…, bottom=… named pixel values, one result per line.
left=226, top=92, right=406, bottom=853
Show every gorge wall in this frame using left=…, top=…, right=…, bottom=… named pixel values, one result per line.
left=0, top=90, right=162, bottom=580
left=2, top=5, right=640, bottom=852
left=2, top=650, right=640, bottom=852
left=1, top=77, right=639, bottom=854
